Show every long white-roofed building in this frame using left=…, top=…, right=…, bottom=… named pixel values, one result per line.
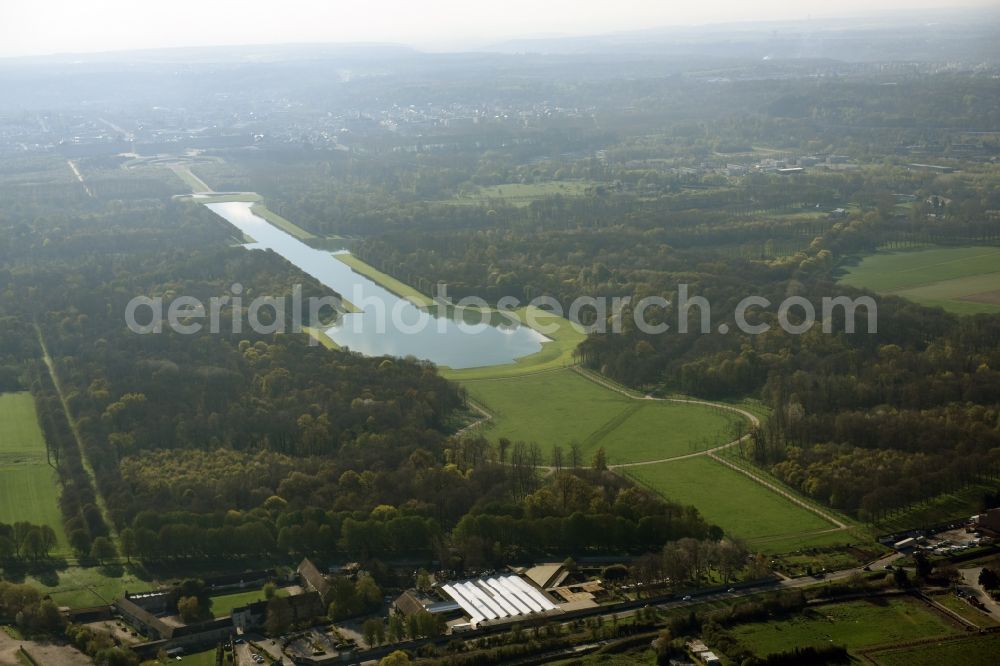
left=439, top=573, right=561, bottom=629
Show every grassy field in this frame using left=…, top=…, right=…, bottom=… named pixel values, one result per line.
left=250, top=203, right=317, bottom=241
left=840, top=245, right=1000, bottom=314
left=928, top=591, right=999, bottom=628
left=870, top=632, right=1000, bottom=665
left=751, top=530, right=864, bottom=554
left=171, top=648, right=218, bottom=665
left=730, top=596, right=959, bottom=656
left=170, top=166, right=213, bottom=193
left=627, top=457, right=834, bottom=543
left=334, top=253, right=434, bottom=308
left=210, top=587, right=287, bottom=617
left=462, top=368, right=739, bottom=465
left=24, top=565, right=154, bottom=608
left=451, top=180, right=595, bottom=206
left=0, top=393, right=67, bottom=551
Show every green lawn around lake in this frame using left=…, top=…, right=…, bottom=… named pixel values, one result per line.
left=441, top=306, right=586, bottom=380
left=250, top=203, right=317, bottom=241
left=334, top=253, right=434, bottom=308
left=463, top=368, right=740, bottom=465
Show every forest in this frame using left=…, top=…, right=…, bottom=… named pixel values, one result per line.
left=0, top=155, right=726, bottom=574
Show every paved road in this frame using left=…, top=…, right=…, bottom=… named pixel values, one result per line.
left=959, top=567, right=1000, bottom=616
left=66, top=160, right=94, bottom=198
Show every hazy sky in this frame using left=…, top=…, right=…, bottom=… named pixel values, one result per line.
left=0, top=0, right=994, bottom=57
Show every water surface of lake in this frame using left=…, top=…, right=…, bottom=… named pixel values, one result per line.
left=206, top=201, right=547, bottom=368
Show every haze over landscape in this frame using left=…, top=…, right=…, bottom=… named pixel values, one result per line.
left=1, top=0, right=998, bottom=56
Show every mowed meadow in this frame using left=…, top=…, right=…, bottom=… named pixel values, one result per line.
left=840, top=245, right=1000, bottom=314
left=729, top=596, right=961, bottom=658
left=462, top=368, right=741, bottom=465
left=0, top=392, right=67, bottom=552
left=625, top=457, right=838, bottom=546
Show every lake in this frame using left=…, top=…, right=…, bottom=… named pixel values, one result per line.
left=205, top=201, right=547, bottom=369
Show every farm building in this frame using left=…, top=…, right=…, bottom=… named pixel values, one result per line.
left=973, top=508, right=1000, bottom=536
left=392, top=590, right=462, bottom=618
left=297, top=558, right=334, bottom=606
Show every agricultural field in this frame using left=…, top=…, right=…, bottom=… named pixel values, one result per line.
left=869, top=632, right=1000, bottom=666
left=462, top=368, right=740, bottom=465
left=0, top=392, right=67, bottom=552
left=626, top=457, right=835, bottom=544
left=729, top=596, right=960, bottom=657
left=450, top=180, right=596, bottom=206
left=839, top=245, right=1000, bottom=314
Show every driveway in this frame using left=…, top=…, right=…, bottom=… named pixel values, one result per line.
left=959, top=567, right=1000, bottom=615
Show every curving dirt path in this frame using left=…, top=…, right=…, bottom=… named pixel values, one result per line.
left=569, top=367, right=847, bottom=530
left=568, top=366, right=761, bottom=468
left=708, top=451, right=848, bottom=529
left=456, top=364, right=761, bottom=467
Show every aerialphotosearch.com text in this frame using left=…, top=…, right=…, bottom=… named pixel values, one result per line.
left=125, top=283, right=877, bottom=340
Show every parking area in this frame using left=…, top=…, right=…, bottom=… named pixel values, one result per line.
left=232, top=637, right=288, bottom=665
left=926, top=527, right=990, bottom=556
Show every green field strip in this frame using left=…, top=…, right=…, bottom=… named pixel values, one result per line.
left=626, top=456, right=832, bottom=543
left=0, top=392, right=69, bottom=552
left=333, top=253, right=433, bottom=307
left=250, top=203, right=317, bottom=241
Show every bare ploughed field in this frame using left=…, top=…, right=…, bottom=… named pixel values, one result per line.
left=0, top=631, right=90, bottom=666
left=959, top=289, right=1000, bottom=305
